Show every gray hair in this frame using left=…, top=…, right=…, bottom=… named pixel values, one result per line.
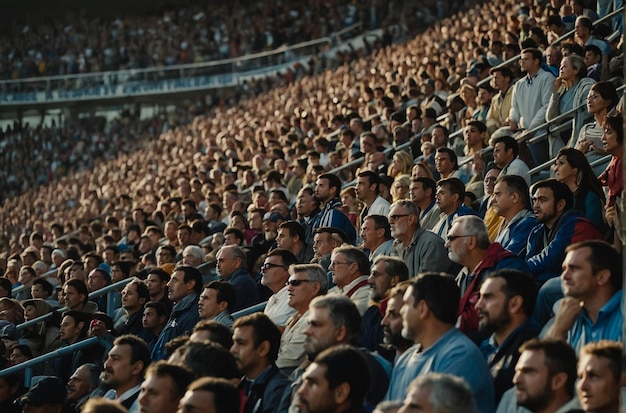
left=309, top=295, right=361, bottom=345
left=409, top=373, right=476, bottom=413
left=289, top=264, right=328, bottom=295
left=183, top=245, right=205, bottom=264
left=218, top=245, right=247, bottom=262
left=389, top=199, right=420, bottom=218
left=451, top=215, right=490, bottom=249
left=80, top=363, right=101, bottom=389
left=565, top=54, right=587, bottom=79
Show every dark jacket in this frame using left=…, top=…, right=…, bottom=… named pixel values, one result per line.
left=242, top=364, right=291, bottom=413
left=151, top=292, right=200, bottom=360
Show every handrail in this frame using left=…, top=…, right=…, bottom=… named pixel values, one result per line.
left=0, top=22, right=362, bottom=89
left=0, top=336, right=98, bottom=381
left=16, top=276, right=135, bottom=331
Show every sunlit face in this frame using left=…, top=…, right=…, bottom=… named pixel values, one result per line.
left=532, top=187, right=559, bottom=226
left=230, top=325, right=262, bottom=376
left=558, top=58, right=577, bottom=81
left=296, top=191, right=317, bottom=217
left=102, top=343, right=139, bottom=390
left=294, top=363, right=337, bottom=413
left=483, top=168, right=499, bottom=196
left=381, top=294, right=407, bottom=348
left=388, top=205, right=413, bottom=239
left=513, top=350, right=552, bottom=412
left=313, top=233, right=335, bottom=258
left=360, top=218, right=383, bottom=251
left=167, top=270, right=193, bottom=303
left=491, top=181, right=515, bottom=217
left=355, top=175, right=374, bottom=202
left=577, top=353, right=620, bottom=413
left=519, top=52, right=538, bottom=74
left=260, top=256, right=289, bottom=292
left=444, top=222, right=471, bottom=264
left=587, top=89, right=611, bottom=115
left=139, top=373, right=180, bottom=413
left=492, top=142, right=512, bottom=168
left=276, top=228, right=296, bottom=251
left=553, top=155, right=577, bottom=185
left=491, top=71, right=510, bottom=91
left=303, top=306, right=340, bottom=358
left=464, top=125, right=484, bottom=148
left=475, top=277, right=511, bottom=335
left=314, top=178, right=333, bottom=203
left=367, top=261, right=393, bottom=301
left=560, top=247, right=598, bottom=300
left=67, top=365, right=93, bottom=402
left=142, top=306, right=164, bottom=330
left=121, top=283, right=144, bottom=311
left=198, top=287, right=222, bottom=319
left=329, top=252, right=355, bottom=288
left=435, top=185, right=457, bottom=214
left=601, top=123, right=621, bottom=155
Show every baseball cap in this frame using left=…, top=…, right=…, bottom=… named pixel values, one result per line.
left=19, top=377, right=66, bottom=406
left=262, top=212, right=285, bottom=223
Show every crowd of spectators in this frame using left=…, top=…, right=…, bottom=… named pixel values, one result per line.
left=0, top=0, right=624, bottom=411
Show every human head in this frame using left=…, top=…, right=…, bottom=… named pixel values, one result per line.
left=519, top=48, right=542, bottom=75
left=312, top=227, right=347, bottom=258
left=368, top=256, right=409, bottom=301
left=67, top=363, right=100, bottom=402
left=315, top=173, right=342, bottom=203
left=360, top=215, right=391, bottom=252
left=530, top=179, right=573, bottom=226
left=121, top=279, right=150, bottom=312
left=199, top=280, right=236, bottom=319
left=410, top=177, right=436, bottom=206
left=355, top=170, right=380, bottom=203
left=18, top=377, right=66, bottom=413
left=399, top=373, right=476, bottom=413
left=577, top=340, right=622, bottom=413
left=514, top=339, right=578, bottom=410
left=102, top=335, right=151, bottom=391
left=261, top=248, right=297, bottom=293
left=170, top=341, right=239, bottom=380
left=388, top=199, right=420, bottom=241
left=276, top=221, right=306, bottom=252
left=435, top=178, right=465, bottom=215
left=492, top=175, right=531, bottom=218
left=215, top=245, right=246, bottom=279
left=231, top=313, right=281, bottom=377
left=31, top=277, right=53, bottom=299
left=139, top=361, right=195, bottom=413
left=63, top=279, right=89, bottom=310
left=491, top=135, right=519, bottom=168
left=182, top=245, right=205, bottom=267
left=434, top=147, right=458, bottom=176
left=588, top=82, right=619, bottom=115
left=190, top=319, right=234, bottom=349
left=178, top=377, right=239, bottom=413
left=287, top=264, right=328, bottom=312
left=295, top=345, right=370, bottom=413
left=145, top=267, right=171, bottom=299
left=329, top=246, right=370, bottom=288
left=167, top=266, right=202, bottom=303
left=444, top=215, right=490, bottom=265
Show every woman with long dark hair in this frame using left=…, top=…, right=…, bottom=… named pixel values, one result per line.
left=600, top=114, right=624, bottom=246
left=554, top=147, right=605, bottom=231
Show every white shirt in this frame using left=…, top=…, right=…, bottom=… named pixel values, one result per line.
left=264, top=286, right=297, bottom=327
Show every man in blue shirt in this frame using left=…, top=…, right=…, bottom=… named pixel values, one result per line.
left=385, top=273, right=495, bottom=413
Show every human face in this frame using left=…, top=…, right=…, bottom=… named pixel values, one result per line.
left=295, top=363, right=338, bottom=413
left=313, top=233, right=335, bottom=258
left=146, top=273, right=166, bottom=298
left=18, top=267, right=35, bottom=286
left=409, top=181, right=427, bottom=204
left=475, top=277, right=511, bottom=335
left=139, top=373, right=180, bottom=413
left=464, top=125, right=484, bottom=148
left=400, top=286, right=420, bottom=341
left=360, top=219, right=383, bottom=251
left=10, top=348, right=28, bottom=365
left=177, top=389, right=217, bottom=413
left=483, top=168, right=499, bottom=196
left=398, top=384, right=434, bottom=413
left=248, top=212, right=263, bottom=232
left=382, top=294, right=408, bottom=348
left=328, top=252, right=355, bottom=288
left=492, top=142, right=512, bottom=168
left=30, top=284, right=47, bottom=299
left=587, top=89, right=611, bottom=115
left=60, top=315, right=81, bottom=342
left=142, top=307, right=163, bottom=330
left=513, top=350, right=552, bottom=412
left=167, top=270, right=193, bottom=303
left=177, top=229, right=190, bottom=247
left=102, top=344, right=139, bottom=389
left=87, top=270, right=108, bottom=292
left=491, top=71, right=510, bottom=91
left=388, top=205, right=413, bottom=239
left=287, top=272, right=318, bottom=312
left=216, top=248, right=237, bottom=278
left=63, top=285, right=85, bottom=310
left=231, top=325, right=263, bottom=376
left=198, top=288, right=222, bottom=319
left=67, top=365, right=92, bottom=402
left=360, top=136, right=376, bottom=154
left=491, top=181, right=514, bottom=217
left=111, top=265, right=126, bottom=283
left=24, top=304, right=38, bottom=322
left=355, top=175, right=374, bottom=202
left=260, top=256, right=289, bottom=292
left=558, top=58, right=577, bottom=81
left=601, top=123, right=621, bottom=155
left=314, top=178, right=333, bottom=203
left=430, top=128, right=447, bottom=148
left=532, top=187, right=559, bottom=227
left=577, top=353, right=620, bottom=413
left=444, top=222, right=471, bottom=264
left=553, top=155, right=577, bottom=185
left=276, top=228, right=296, bottom=251
left=367, top=261, right=393, bottom=301
left=561, top=247, right=598, bottom=300
left=519, top=52, right=539, bottom=74
left=435, top=185, right=457, bottom=214
left=121, top=283, right=144, bottom=312
left=296, top=191, right=317, bottom=217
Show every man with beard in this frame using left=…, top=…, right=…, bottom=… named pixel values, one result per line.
left=475, top=270, right=540, bottom=403
left=445, top=216, right=529, bottom=335
left=313, top=173, right=356, bottom=245
left=283, top=295, right=390, bottom=413
left=381, top=282, right=414, bottom=360
left=359, top=256, right=408, bottom=356
left=497, top=339, right=579, bottom=413
left=102, top=335, right=151, bottom=413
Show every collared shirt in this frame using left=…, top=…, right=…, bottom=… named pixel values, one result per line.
left=264, top=286, right=297, bottom=327
left=568, top=290, right=623, bottom=353
left=213, top=310, right=234, bottom=329
left=329, top=275, right=370, bottom=315
left=104, top=383, right=141, bottom=413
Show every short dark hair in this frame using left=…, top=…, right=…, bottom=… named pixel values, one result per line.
left=64, top=279, right=89, bottom=305
left=177, top=341, right=240, bottom=379
left=204, top=280, right=237, bottom=312
left=583, top=44, right=602, bottom=57
left=566, top=240, right=623, bottom=290
left=521, top=47, right=543, bottom=61
left=223, top=227, right=244, bottom=245
left=495, top=175, right=531, bottom=210
left=531, top=178, right=573, bottom=212
left=144, top=301, right=169, bottom=318
left=485, top=269, right=537, bottom=317
left=148, top=267, right=171, bottom=283
left=187, top=377, right=239, bottom=413
left=489, top=66, right=514, bottom=80
left=372, top=256, right=409, bottom=282
left=492, top=135, right=519, bottom=157
left=145, top=361, right=195, bottom=400
left=127, top=279, right=150, bottom=301
left=357, top=170, right=380, bottom=194
left=175, top=265, right=203, bottom=294
left=278, top=221, right=306, bottom=243
left=112, top=335, right=151, bottom=375
left=192, top=319, right=234, bottom=349
left=412, top=177, right=437, bottom=199
left=437, top=178, right=465, bottom=200
left=313, top=345, right=370, bottom=408
left=436, top=147, right=458, bottom=169
left=363, top=215, right=391, bottom=240
left=410, top=273, right=460, bottom=324
left=32, top=277, right=53, bottom=297
left=318, top=173, right=342, bottom=198
left=580, top=340, right=623, bottom=382
left=266, top=248, right=298, bottom=267
left=519, top=338, right=578, bottom=397
left=233, top=313, right=282, bottom=361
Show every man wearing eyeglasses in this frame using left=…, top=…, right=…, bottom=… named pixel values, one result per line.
left=328, top=246, right=371, bottom=316
left=389, top=200, right=450, bottom=277
left=262, top=249, right=298, bottom=328
left=445, top=216, right=529, bottom=335
left=276, top=264, right=328, bottom=375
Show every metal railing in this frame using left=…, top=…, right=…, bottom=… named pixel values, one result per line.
left=0, top=23, right=362, bottom=105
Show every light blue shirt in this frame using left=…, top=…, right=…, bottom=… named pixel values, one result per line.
left=568, top=290, right=622, bottom=353
left=384, top=328, right=495, bottom=413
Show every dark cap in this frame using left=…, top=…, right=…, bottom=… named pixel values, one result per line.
left=262, top=212, right=285, bottom=223
left=19, top=377, right=66, bottom=406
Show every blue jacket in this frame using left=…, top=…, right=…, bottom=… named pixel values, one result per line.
left=314, top=198, right=356, bottom=245
left=226, top=268, right=260, bottom=312
left=242, top=364, right=291, bottom=413
left=151, top=292, right=200, bottom=360
left=495, top=211, right=536, bottom=257
left=526, top=210, right=601, bottom=284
